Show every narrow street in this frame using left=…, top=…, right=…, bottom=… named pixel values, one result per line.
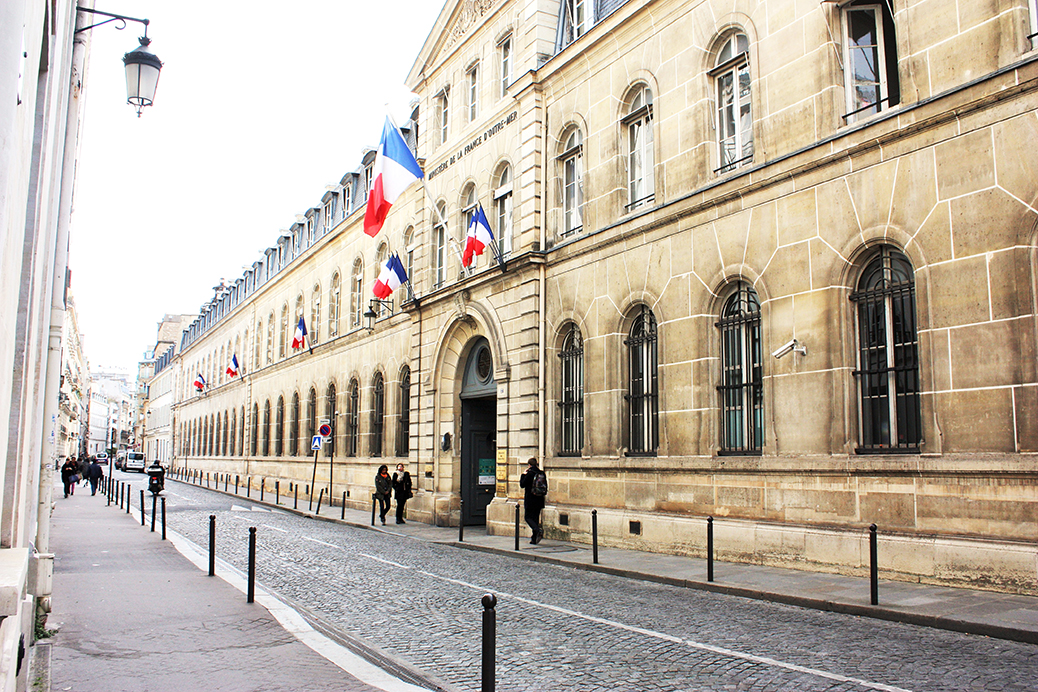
left=105, top=473, right=1038, bottom=692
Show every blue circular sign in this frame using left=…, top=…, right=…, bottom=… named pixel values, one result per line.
left=319, top=424, right=332, bottom=436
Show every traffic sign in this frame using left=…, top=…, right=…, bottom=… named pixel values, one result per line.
left=311, top=435, right=323, bottom=451
left=319, top=424, right=332, bottom=437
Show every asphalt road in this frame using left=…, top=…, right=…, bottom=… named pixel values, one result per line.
left=116, top=474, right=1038, bottom=692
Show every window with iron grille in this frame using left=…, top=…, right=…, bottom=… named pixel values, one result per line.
left=397, top=367, right=411, bottom=456
left=346, top=380, right=359, bottom=457
left=239, top=407, right=245, bottom=456
left=371, top=373, right=385, bottom=457
left=251, top=404, right=259, bottom=456
left=262, top=401, right=271, bottom=456
left=229, top=412, right=236, bottom=457
left=308, top=388, right=317, bottom=444
left=850, top=247, right=921, bottom=453
left=625, top=306, right=658, bottom=455
left=275, top=396, right=284, bottom=456
left=290, top=393, right=300, bottom=456
left=223, top=411, right=229, bottom=456
left=326, top=384, right=336, bottom=458
left=215, top=415, right=222, bottom=456
left=558, top=323, right=584, bottom=455
left=716, top=283, right=763, bottom=454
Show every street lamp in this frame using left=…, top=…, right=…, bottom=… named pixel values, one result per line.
left=363, top=299, right=395, bottom=332
left=76, top=6, right=163, bottom=117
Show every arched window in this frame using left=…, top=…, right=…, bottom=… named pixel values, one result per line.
left=403, top=227, right=416, bottom=292
left=218, top=346, right=225, bottom=385
left=375, top=244, right=389, bottom=316
left=254, top=321, right=263, bottom=369
left=623, top=84, right=654, bottom=210
left=279, top=304, right=289, bottom=358
left=559, top=323, right=584, bottom=455
left=326, top=384, right=337, bottom=458
left=242, top=329, right=248, bottom=373
left=717, top=283, right=763, bottom=454
left=346, top=379, right=359, bottom=457
left=291, top=392, right=300, bottom=456
left=275, top=396, right=285, bottom=456
left=461, top=184, right=478, bottom=241
left=371, top=372, right=385, bottom=457
left=433, top=201, right=447, bottom=287
left=494, top=164, right=513, bottom=255
left=239, top=406, right=246, bottom=457
left=295, top=294, right=305, bottom=347
left=222, top=411, right=229, bottom=455
left=266, top=312, right=275, bottom=364
left=311, top=283, right=322, bottom=345
left=559, top=128, right=583, bottom=236
left=350, top=259, right=364, bottom=328
left=625, top=306, right=658, bottom=455
left=251, top=404, right=259, bottom=456
left=397, top=366, right=411, bottom=456
left=308, top=387, right=318, bottom=444
left=329, top=272, right=341, bottom=338
left=229, top=408, right=237, bottom=456
left=262, top=400, right=271, bottom=456
left=713, top=32, right=753, bottom=174
left=851, top=246, right=920, bottom=452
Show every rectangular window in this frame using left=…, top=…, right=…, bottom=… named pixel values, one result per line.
left=499, top=36, right=511, bottom=98
left=438, top=88, right=450, bottom=145
left=434, top=222, right=446, bottom=287
left=841, top=2, right=900, bottom=123
left=1030, top=0, right=1038, bottom=44
left=467, top=65, right=479, bottom=121
left=323, top=200, right=334, bottom=231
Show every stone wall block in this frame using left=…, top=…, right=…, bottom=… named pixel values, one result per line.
left=951, top=189, right=1037, bottom=259
left=758, top=242, right=812, bottom=298
left=859, top=490, right=915, bottom=530
left=888, top=146, right=938, bottom=234
left=776, top=188, right=817, bottom=246
left=993, top=112, right=1038, bottom=210
left=935, top=129, right=996, bottom=201
left=771, top=370, right=833, bottom=454
left=845, top=159, right=898, bottom=233
left=713, top=208, right=753, bottom=269
left=742, top=201, right=780, bottom=282
left=987, top=247, right=1035, bottom=321
left=691, top=221, right=725, bottom=286
left=1015, top=384, right=1038, bottom=452
left=927, top=256, right=989, bottom=330
left=814, top=179, right=860, bottom=250
left=936, top=388, right=1016, bottom=453
left=950, top=317, right=1036, bottom=390
left=926, top=24, right=1001, bottom=97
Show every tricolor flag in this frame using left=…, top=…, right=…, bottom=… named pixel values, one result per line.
left=372, top=254, right=408, bottom=299
left=226, top=354, right=240, bottom=378
left=193, top=373, right=206, bottom=392
left=462, top=203, right=495, bottom=267
left=363, top=117, right=424, bottom=237
left=292, top=316, right=308, bottom=350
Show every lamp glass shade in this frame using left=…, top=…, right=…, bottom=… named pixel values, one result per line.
left=123, top=38, right=162, bottom=114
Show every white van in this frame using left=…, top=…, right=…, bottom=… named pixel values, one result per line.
left=124, top=452, right=146, bottom=472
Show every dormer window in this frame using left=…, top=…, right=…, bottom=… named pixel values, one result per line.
left=561, top=0, right=590, bottom=48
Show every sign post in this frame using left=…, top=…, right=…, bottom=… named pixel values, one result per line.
left=319, top=423, right=332, bottom=507
left=309, top=435, right=323, bottom=511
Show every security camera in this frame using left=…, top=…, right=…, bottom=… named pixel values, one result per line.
left=772, top=338, right=806, bottom=359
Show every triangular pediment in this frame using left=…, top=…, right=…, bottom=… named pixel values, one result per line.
left=407, top=0, right=505, bottom=89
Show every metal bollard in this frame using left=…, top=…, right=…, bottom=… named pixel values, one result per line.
left=140, top=490, right=145, bottom=526
left=592, top=509, right=599, bottom=564
left=870, top=524, right=878, bottom=605
left=514, top=503, right=520, bottom=551
left=247, top=527, right=256, bottom=604
left=235, top=475, right=239, bottom=494
left=459, top=499, right=465, bottom=542
left=371, top=495, right=377, bottom=526
left=341, top=491, right=346, bottom=520
left=294, top=485, right=298, bottom=510
left=707, top=516, right=714, bottom=582
left=126, top=485, right=130, bottom=514
left=481, top=594, right=497, bottom=692
left=151, top=493, right=157, bottom=532
left=247, top=477, right=251, bottom=498
left=224, top=474, right=228, bottom=492
left=106, top=476, right=111, bottom=506
left=275, top=481, right=280, bottom=505
left=206, top=472, right=210, bottom=488
left=161, top=497, right=167, bottom=540
left=315, top=488, right=325, bottom=515
left=306, top=485, right=311, bottom=511
left=260, top=479, right=264, bottom=502
left=208, top=515, right=216, bottom=577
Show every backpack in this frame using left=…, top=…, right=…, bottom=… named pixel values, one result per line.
left=532, top=470, right=548, bottom=497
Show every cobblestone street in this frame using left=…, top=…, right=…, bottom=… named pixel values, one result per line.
left=152, top=480, right=1036, bottom=692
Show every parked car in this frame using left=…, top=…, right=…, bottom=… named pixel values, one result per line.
left=115, top=451, right=126, bottom=470
left=124, top=452, right=146, bottom=473
left=95, top=452, right=109, bottom=465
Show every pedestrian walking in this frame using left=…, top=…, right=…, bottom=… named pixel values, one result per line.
left=60, top=457, right=78, bottom=498
left=374, top=464, right=392, bottom=526
left=79, top=457, right=91, bottom=489
left=519, top=457, right=548, bottom=544
left=392, top=463, right=413, bottom=524
left=87, top=458, right=103, bottom=495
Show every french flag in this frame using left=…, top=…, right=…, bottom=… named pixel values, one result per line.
left=292, top=316, right=308, bottom=350
left=226, top=354, right=240, bottom=378
left=193, top=373, right=206, bottom=391
left=372, top=254, right=408, bottom=299
left=364, top=118, right=424, bottom=237
left=462, top=204, right=495, bottom=267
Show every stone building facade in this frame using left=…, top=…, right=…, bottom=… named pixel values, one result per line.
left=173, top=0, right=1038, bottom=594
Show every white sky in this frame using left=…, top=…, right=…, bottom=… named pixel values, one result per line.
left=69, top=0, right=446, bottom=376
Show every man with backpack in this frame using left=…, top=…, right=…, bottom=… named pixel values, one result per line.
left=519, top=457, right=548, bottom=544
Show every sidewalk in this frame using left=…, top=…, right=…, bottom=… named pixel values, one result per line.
left=212, top=477, right=1038, bottom=647
left=37, top=482, right=442, bottom=692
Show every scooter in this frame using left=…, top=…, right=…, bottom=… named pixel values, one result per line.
left=147, top=464, right=165, bottom=496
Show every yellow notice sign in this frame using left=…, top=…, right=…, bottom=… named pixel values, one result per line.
left=496, top=450, right=507, bottom=480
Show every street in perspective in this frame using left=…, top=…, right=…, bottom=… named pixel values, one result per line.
left=45, top=469, right=1038, bottom=692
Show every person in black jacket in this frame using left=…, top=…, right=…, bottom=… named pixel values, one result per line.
left=87, top=459, right=104, bottom=495
left=60, top=457, right=78, bottom=498
left=519, top=457, right=546, bottom=544
left=392, top=463, right=413, bottom=524
left=374, top=465, right=392, bottom=525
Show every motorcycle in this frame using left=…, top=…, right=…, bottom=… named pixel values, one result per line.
left=147, top=464, right=165, bottom=495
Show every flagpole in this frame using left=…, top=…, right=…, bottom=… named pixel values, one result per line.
left=422, top=178, right=472, bottom=278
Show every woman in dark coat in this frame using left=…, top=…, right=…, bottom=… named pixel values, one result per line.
left=60, top=457, right=78, bottom=498
left=374, top=464, right=392, bottom=525
left=391, top=463, right=413, bottom=524
left=519, top=457, right=546, bottom=544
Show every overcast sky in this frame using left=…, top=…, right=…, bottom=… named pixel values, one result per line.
left=69, top=0, right=446, bottom=376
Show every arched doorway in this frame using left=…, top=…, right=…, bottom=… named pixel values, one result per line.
left=460, top=338, right=496, bottom=525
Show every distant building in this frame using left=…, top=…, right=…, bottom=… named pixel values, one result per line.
left=138, top=315, right=194, bottom=463
left=169, top=0, right=1037, bottom=594
left=58, top=293, right=88, bottom=461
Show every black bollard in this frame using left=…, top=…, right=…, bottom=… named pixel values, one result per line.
left=707, top=516, right=714, bottom=582
left=247, top=477, right=251, bottom=498
left=106, top=475, right=111, bottom=506
left=371, top=495, right=377, bottom=526
left=514, top=503, right=521, bottom=551
left=870, top=523, right=878, bottom=605
left=161, top=497, right=167, bottom=540
left=481, top=594, right=497, bottom=692
left=306, top=485, right=311, bottom=511
left=315, top=488, right=325, bottom=515
left=224, top=474, right=228, bottom=492
left=140, top=490, right=145, bottom=526
left=126, top=484, right=130, bottom=514
left=341, top=491, right=346, bottom=520
left=208, top=515, right=216, bottom=577
left=151, top=493, right=157, bottom=532
left=592, top=509, right=599, bottom=564
left=459, top=499, right=465, bottom=542
left=294, top=485, right=298, bottom=510
left=260, top=479, right=264, bottom=503
left=247, top=527, right=256, bottom=604
left=235, top=475, right=239, bottom=494
left=206, top=472, right=210, bottom=488
left=275, top=481, right=280, bottom=506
